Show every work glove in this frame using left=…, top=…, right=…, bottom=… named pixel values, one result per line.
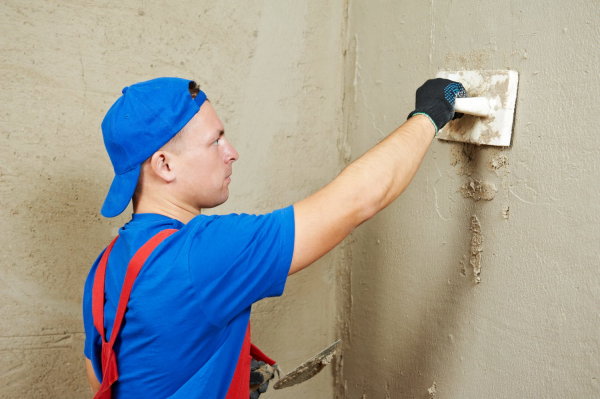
left=249, top=359, right=277, bottom=399
left=407, top=78, right=467, bottom=134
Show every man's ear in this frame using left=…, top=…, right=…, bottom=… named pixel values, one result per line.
left=149, top=151, right=176, bottom=183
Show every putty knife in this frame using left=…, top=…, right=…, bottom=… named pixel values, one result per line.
left=273, top=339, right=341, bottom=390
left=436, top=70, right=519, bottom=146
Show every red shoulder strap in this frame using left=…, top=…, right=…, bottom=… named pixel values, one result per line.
left=225, top=325, right=277, bottom=399
left=225, top=324, right=252, bottom=399
left=91, top=229, right=178, bottom=399
left=92, top=236, right=118, bottom=341
left=250, top=342, right=276, bottom=366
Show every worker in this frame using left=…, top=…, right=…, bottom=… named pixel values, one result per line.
left=82, top=77, right=466, bottom=398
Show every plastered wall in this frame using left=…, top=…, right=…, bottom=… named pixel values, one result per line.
left=339, top=1, right=599, bottom=398
left=3, top=1, right=599, bottom=398
left=1, top=1, right=344, bottom=397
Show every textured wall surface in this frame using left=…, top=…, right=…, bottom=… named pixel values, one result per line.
left=339, top=1, right=600, bottom=398
left=0, top=1, right=344, bottom=397
left=3, top=1, right=599, bottom=398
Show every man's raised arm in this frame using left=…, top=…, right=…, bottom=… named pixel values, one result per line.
left=290, top=79, right=466, bottom=274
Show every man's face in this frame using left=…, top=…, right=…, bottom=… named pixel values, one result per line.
left=170, top=101, right=239, bottom=209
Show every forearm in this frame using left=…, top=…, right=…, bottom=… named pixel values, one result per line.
left=336, top=114, right=435, bottom=223
left=290, top=115, right=434, bottom=273
left=85, top=358, right=100, bottom=394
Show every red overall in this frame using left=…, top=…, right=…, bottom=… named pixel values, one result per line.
left=91, top=230, right=276, bottom=399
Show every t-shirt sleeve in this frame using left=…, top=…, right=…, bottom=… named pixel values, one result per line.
left=185, top=206, right=295, bottom=327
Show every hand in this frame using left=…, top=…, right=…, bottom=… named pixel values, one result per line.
left=250, top=360, right=276, bottom=399
left=407, top=78, right=467, bottom=134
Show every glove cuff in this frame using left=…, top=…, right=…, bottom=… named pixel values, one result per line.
left=407, top=111, right=439, bottom=136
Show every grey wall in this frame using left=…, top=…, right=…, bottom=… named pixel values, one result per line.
left=339, top=1, right=600, bottom=398
left=0, top=1, right=343, bottom=397
left=2, top=1, right=599, bottom=398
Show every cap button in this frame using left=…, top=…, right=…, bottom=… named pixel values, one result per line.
left=122, top=86, right=129, bottom=94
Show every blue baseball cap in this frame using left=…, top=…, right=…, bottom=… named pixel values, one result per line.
left=100, top=77, right=207, bottom=217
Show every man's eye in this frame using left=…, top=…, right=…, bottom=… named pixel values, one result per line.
left=213, top=138, right=221, bottom=145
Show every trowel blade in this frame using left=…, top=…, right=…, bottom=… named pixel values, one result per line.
left=273, top=339, right=341, bottom=390
left=436, top=70, right=519, bottom=146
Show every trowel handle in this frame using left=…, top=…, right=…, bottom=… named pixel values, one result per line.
left=454, top=97, right=492, bottom=118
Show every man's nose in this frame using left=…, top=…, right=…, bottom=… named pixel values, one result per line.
left=224, top=140, right=239, bottom=162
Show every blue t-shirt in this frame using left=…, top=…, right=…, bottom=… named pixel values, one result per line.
left=82, top=206, right=294, bottom=398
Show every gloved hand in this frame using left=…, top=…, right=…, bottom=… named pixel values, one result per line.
left=249, top=359, right=277, bottom=399
left=407, top=78, right=467, bottom=134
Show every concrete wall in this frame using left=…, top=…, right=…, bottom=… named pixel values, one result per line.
left=3, top=1, right=599, bottom=398
left=0, top=1, right=344, bottom=397
left=339, top=1, right=600, bottom=398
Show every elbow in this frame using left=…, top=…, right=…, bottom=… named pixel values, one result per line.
left=354, top=177, right=393, bottom=226
left=358, top=201, right=379, bottom=225
left=347, top=191, right=383, bottom=228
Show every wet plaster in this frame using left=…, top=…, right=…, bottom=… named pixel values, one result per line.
left=427, top=381, right=438, bottom=398
left=469, top=215, right=484, bottom=284
left=451, top=142, right=509, bottom=285
left=460, top=179, right=497, bottom=201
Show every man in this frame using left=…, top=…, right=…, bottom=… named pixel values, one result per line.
left=82, top=77, right=465, bottom=398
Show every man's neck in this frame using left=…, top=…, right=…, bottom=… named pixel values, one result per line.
left=133, top=194, right=201, bottom=225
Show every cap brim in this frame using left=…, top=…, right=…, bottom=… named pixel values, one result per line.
left=100, top=165, right=141, bottom=218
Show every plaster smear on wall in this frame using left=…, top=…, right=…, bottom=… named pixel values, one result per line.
left=458, top=215, right=485, bottom=283
left=450, top=143, right=477, bottom=176
left=490, top=153, right=509, bottom=170
left=460, top=178, right=497, bottom=201
left=469, top=215, right=484, bottom=284
left=427, top=381, right=438, bottom=398
left=451, top=142, right=513, bottom=222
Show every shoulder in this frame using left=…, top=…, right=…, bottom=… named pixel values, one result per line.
left=180, top=206, right=295, bottom=269
left=184, top=206, right=295, bottom=239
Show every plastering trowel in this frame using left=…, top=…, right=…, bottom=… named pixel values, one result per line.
left=436, top=70, right=519, bottom=146
left=273, top=339, right=341, bottom=390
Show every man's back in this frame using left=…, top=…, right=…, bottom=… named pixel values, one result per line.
left=83, top=208, right=294, bottom=398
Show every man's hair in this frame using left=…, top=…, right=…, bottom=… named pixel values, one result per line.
left=188, top=80, right=200, bottom=99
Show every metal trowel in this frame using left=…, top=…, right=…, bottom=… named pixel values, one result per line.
left=273, top=339, right=341, bottom=390
left=436, top=70, right=519, bottom=146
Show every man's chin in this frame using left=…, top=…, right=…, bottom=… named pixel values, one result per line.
left=202, top=193, right=229, bottom=209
